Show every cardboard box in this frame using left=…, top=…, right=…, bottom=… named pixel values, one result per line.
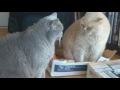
left=87, top=60, right=120, bottom=78
left=47, top=50, right=117, bottom=77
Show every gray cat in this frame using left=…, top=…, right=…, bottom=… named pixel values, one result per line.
left=0, top=12, right=64, bottom=78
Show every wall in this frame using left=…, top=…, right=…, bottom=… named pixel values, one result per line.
left=0, top=12, right=9, bottom=27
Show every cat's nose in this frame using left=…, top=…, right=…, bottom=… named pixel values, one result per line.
left=83, top=27, right=87, bottom=31
left=83, top=28, right=86, bottom=31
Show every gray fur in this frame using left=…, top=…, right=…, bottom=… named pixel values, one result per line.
left=0, top=12, right=64, bottom=78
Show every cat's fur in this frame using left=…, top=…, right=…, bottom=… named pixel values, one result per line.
left=62, top=12, right=110, bottom=62
left=0, top=12, right=64, bottom=78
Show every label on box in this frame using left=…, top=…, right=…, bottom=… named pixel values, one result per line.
left=54, top=65, right=87, bottom=72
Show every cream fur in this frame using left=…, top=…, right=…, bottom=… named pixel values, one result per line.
left=62, top=12, right=110, bottom=62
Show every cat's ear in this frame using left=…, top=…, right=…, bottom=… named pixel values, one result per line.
left=51, top=12, right=57, bottom=17
left=50, top=19, right=59, bottom=29
left=47, top=12, right=57, bottom=20
left=50, top=18, right=63, bottom=31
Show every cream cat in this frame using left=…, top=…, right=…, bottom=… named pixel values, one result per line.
left=62, top=12, right=110, bottom=62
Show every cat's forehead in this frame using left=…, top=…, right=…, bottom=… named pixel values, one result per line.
left=80, top=17, right=88, bottom=24
left=80, top=19, right=93, bottom=27
left=80, top=16, right=97, bottom=24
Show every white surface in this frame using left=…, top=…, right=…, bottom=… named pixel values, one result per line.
left=0, top=12, right=9, bottom=27
left=98, top=56, right=110, bottom=62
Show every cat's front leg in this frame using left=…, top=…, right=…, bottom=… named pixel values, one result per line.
left=73, top=50, right=85, bottom=62
left=35, top=71, right=43, bottom=78
left=35, top=68, right=45, bottom=78
left=89, top=46, right=104, bottom=62
left=89, top=53, right=102, bottom=62
left=35, top=65, right=47, bottom=78
left=42, top=70, right=46, bottom=78
left=63, top=49, right=74, bottom=60
left=35, top=71, right=45, bottom=78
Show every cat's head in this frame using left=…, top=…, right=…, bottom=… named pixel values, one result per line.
left=79, top=12, right=106, bottom=35
left=35, top=12, right=64, bottom=41
left=47, top=12, right=64, bottom=32
left=36, top=12, right=63, bottom=31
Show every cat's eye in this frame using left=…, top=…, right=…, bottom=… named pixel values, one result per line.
left=81, top=24, right=85, bottom=28
left=87, top=27, right=92, bottom=30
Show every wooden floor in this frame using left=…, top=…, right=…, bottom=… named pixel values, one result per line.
left=0, top=28, right=9, bottom=37
left=0, top=28, right=120, bottom=78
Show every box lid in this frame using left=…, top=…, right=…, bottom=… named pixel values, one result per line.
left=103, top=49, right=117, bottom=59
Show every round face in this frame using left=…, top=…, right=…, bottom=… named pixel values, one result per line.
left=80, top=16, right=103, bottom=36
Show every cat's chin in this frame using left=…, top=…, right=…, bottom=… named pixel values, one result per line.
left=56, top=37, right=62, bottom=40
left=56, top=32, right=63, bottom=40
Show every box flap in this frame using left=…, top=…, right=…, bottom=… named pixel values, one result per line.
left=103, top=49, right=117, bottom=59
